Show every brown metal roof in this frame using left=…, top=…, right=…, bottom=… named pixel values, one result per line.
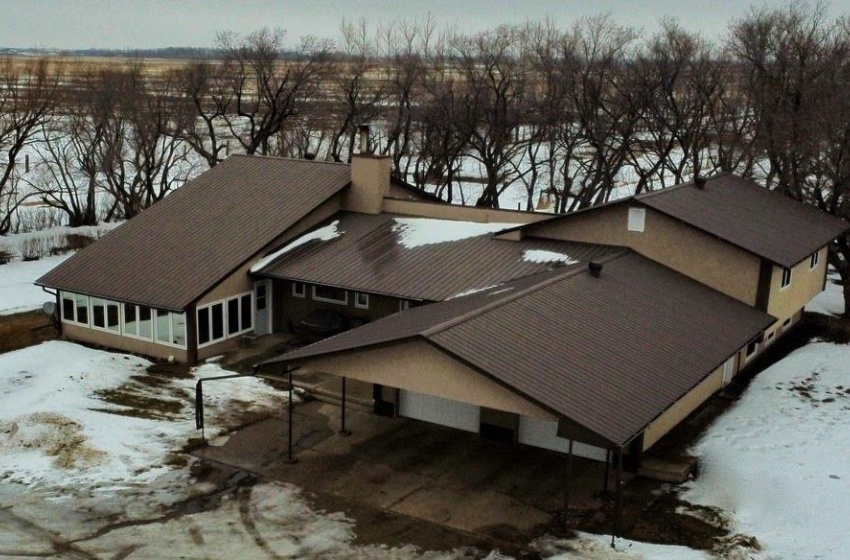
left=255, top=212, right=621, bottom=301
left=635, top=174, right=849, bottom=267
left=37, top=155, right=351, bottom=310
left=263, top=251, right=775, bottom=447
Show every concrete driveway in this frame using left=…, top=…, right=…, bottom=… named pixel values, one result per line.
left=194, top=397, right=614, bottom=550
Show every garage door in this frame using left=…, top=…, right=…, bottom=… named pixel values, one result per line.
left=518, top=416, right=608, bottom=461
left=398, top=390, right=480, bottom=433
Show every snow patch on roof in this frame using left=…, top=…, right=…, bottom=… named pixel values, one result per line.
left=392, top=218, right=516, bottom=249
left=251, top=220, right=341, bottom=272
left=523, top=249, right=579, bottom=265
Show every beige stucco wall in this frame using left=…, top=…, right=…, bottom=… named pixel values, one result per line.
left=62, top=322, right=189, bottom=362
left=382, top=198, right=549, bottom=225
left=766, top=246, right=828, bottom=321
left=642, top=361, right=726, bottom=451
left=530, top=205, right=762, bottom=305
left=293, top=340, right=556, bottom=420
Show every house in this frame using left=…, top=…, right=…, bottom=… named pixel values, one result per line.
left=37, top=146, right=847, bottom=472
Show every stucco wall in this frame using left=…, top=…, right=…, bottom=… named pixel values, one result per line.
left=298, top=340, right=556, bottom=420
left=767, top=246, right=828, bottom=321
left=529, top=204, right=762, bottom=305
left=62, top=322, right=188, bottom=362
left=642, top=360, right=727, bottom=451
left=381, top=198, right=549, bottom=225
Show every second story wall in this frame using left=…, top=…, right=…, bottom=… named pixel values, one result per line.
left=529, top=204, right=762, bottom=306
left=766, top=246, right=828, bottom=321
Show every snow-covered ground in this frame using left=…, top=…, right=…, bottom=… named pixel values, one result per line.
left=0, top=254, right=70, bottom=315
left=805, top=270, right=844, bottom=316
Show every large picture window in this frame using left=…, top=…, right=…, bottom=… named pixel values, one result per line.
left=124, top=304, right=153, bottom=340
left=197, top=292, right=253, bottom=347
left=91, top=298, right=120, bottom=332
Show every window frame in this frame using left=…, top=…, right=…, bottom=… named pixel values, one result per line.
left=292, top=281, right=306, bottom=298
left=780, top=267, right=792, bottom=289
left=197, top=292, right=254, bottom=349
left=123, top=303, right=154, bottom=341
left=810, top=251, right=820, bottom=269
left=745, top=340, right=759, bottom=359
left=312, top=284, right=348, bottom=305
left=354, top=292, right=369, bottom=309
left=90, top=297, right=120, bottom=333
left=398, top=299, right=410, bottom=312
left=627, top=207, right=646, bottom=233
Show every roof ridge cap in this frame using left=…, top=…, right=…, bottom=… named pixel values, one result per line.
left=421, top=250, right=628, bottom=337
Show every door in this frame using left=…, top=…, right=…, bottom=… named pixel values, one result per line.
left=254, top=280, right=271, bottom=335
left=398, top=390, right=480, bottom=433
left=518, top=416, right=608, bottom=461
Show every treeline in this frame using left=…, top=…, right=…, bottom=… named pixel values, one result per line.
left=1, top=5, right=849, bottom=284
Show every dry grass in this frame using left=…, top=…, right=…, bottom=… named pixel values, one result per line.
left=0, top=311, right=58, bottom=354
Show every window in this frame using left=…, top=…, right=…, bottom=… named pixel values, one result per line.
left=62, top=293, right=75, bottom=322
left=75, top=294, right=89, bottom=325
left=124, top=304, right=152, bottom=340
left=399, top=300, right=411, bottom=312
left=292, top=282, right=306, bottom=298
left=155, top=309, right=187, bottom=348
left=256, top=284, right=267, bottom=310
left=354, top=292, right=369, bottom=309
left=783, top=318, right=792, bottom=328
left=91, top=298, right=120, bottom=332
left=627, top=207, right=646, bottom=232
left=780, top=267, right=792, bottom=289
left=197, top=292, right=253, bottom=347
left=746, top=340, right=758, bottom=358
left=313, top=285, right=347, bottom=305
left=60, top=291, right=90, bottom=325
left=810, top=251, right=820, bottom=269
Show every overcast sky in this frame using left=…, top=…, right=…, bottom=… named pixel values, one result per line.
left=1, top=0, right=846, bottom=50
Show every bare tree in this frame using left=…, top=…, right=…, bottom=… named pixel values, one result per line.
left=217, top=28, right=331, bottom=157
left=730, top=5, right=850, bottom=313
left=0, top=57, right=62, bottom=234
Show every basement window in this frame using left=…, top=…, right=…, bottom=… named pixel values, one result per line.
left=627, top=208, right=646, bottom=232
left=313, top=285, right=348, bottom=305
left=810, top=251, right=819, bottom=269
left=780, top=267, right=792, bottom=289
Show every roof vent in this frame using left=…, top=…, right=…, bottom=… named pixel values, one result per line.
left=694, top=175, right=707, bottom=189
left=359, top=124, right=370, bottom=154
left=588, top=261, right=603, bottom=277
left=304, top=152, right=316, bottom=160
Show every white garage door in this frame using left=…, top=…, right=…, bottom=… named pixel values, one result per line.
left=398, top=390, right=480, bottom=433
left=518, top=416, right=608, bottom=461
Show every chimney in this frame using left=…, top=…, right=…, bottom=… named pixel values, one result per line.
left=588, top=261, right=603, bottom=277
left=694, top=175, right=707, bottom=190
left=359, top=124, right=370, bottom=154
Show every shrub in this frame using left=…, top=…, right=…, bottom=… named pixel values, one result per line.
left=20, top=237, right=50, bottom=261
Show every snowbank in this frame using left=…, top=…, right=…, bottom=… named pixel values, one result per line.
left=0, top=254, right=70, bottom=315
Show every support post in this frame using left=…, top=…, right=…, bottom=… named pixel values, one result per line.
left=563, top=439, right=574, bottom=520
left=285, top=367, right=298, bottom=464
left=339, top=376, right=351, bottom=436
left=603, top=449, right=611, bottom=493
left=611, top=448, right=624, bottom=547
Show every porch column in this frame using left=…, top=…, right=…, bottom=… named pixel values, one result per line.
left=611, top=448, right=624, bottom=547
left=284, top=367, right=298, bottom=464
left=339, top=376, right=352, bottom=436
left=563, top=439, right=574, bottom=523
left=603, top=449, right=611, bottom=493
